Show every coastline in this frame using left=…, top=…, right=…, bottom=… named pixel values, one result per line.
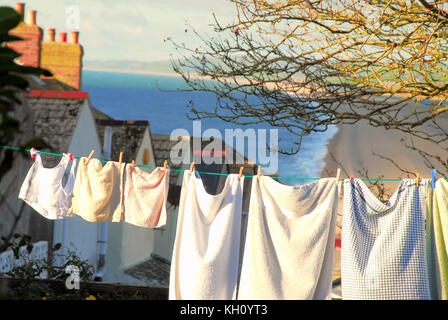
left=320, top=125, right=342, bottom=179
left=82, top=67, right=183, bottom=79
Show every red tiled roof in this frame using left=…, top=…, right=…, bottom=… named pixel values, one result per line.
left=26, top=90, right=88, bottom=99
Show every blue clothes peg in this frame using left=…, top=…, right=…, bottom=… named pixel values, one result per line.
left=431, top=169, right=437, bottom=189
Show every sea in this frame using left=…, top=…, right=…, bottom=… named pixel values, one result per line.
left=81, top=70, right=338, bottom=186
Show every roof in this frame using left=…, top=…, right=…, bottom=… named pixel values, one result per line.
left=26, top=75, right=112, bottom=120
left=26, top=74, right=76, bottom=91
left=95, top=119, right=150, bottom=162
left=123, top=253, right=170, bottom=287
left=25, top=90, right=88, bottom=167
left=151, top=134, right=185, bottom=182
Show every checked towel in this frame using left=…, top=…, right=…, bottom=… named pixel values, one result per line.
left=341, top=179, right=430, bottom=300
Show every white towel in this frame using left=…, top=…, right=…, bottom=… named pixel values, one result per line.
left=169, top=171, right=244, bottom=300
left=238, top=176, right=339, bottom=300
left=341, top=179, right=430, bottom=300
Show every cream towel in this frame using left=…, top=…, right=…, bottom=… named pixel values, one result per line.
left=169, top=171, right=244, bottom=300
left=112, top=165, right=169, bottom=228
left=69, top=157, right=123, bottom=222
left=426, top=179, right=448, bottom=300
left=238, top=176, right=339, bottom=300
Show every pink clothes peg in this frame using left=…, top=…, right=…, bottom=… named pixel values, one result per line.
left=30, top=147, right=38, bottom=160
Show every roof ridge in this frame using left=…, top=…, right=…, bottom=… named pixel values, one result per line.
left=26, top=90, right=88, bottom=99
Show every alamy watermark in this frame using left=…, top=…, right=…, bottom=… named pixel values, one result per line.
left=65, top=5, right=80, bottom=30
left=65, top=265, right=80, bottom=290
left=169, top=121, right=278, bottom=173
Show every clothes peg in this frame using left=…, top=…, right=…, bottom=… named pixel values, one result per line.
left=86, top=149, right=95, bottom=164
left=30, top=147, right=37, bottom=160
left=239, top=166, right=244, bottom=179
left=190, top=162, right=195, bottom=173
left=257, top=165, right=261, bottom=177
left=119, top=152, right=123, bottom=166
left=416, top=172, right=420, bottom=187
left=336, top=168, right=341, bottom=181
left=349, top=176, right=354, bottom=182
left=431, top=169, right=437, bottom=189
left=68, top=153, right=74, bottom=161
left=163, top=160, right=168, bottom=170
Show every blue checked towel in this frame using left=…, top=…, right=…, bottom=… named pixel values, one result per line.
left=341, top=179, right=430, bottom=300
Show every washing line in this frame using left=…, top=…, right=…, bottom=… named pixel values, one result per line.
left=0, top=145, right=436, bottom=181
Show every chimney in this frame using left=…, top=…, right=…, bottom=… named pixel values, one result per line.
left=58, top=32, right=67, bottom=43
left=47, top=28, right=55, bottom=42
left=16, top=2, right=24, bottom=21
left=7, top=2, right=42, bottom=68
left=41, top=29, right=83, bottom=89
left=27, top=10, right=36, bottom=25
left=70, top=31, right=79, bottom=44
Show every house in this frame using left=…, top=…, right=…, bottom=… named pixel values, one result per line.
left=25, top=90, right=104, bottom=269
left=1, top=3, right=106, bottom=270
left=0, top=89, right=104, bottom=266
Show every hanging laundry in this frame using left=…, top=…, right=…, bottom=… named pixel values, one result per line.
left=169, top=171, right=244, bottom=300
left=69, top=157, right=123, bottom=222
left=18, top=150, right=77, bottom=219
left=238, top=176, right=339, bottom=300
left=341, top=179, right=430, bottom=300
left=112, top=165, right=169, bottom=228
left=426, top=179, right=448, bottom=300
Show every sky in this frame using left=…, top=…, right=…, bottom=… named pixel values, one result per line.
left=1, top=0, right=237, bottom=62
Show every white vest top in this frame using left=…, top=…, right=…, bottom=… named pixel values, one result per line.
left=18, top=151, right=77, bottom=220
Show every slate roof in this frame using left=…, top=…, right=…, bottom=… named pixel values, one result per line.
left=24, top=90, right=88, bottom=167
left=95, top=119, right=150, bottom=162
left=26, top=74, right=74, bottom=91
left=123, top=253, right=170, bottom=287
left=151, top=134, right=185, bottom=181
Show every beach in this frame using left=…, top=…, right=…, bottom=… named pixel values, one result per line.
left=321, top=119, right=448, bottom=185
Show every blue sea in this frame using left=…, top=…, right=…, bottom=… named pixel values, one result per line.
left=81, top=70, right=337, bottom=185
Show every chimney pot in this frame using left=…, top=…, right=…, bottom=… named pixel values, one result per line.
left=47, top=28, right=55, bottom=42
left=16, top=2, right=24, bottom=20
left=27, top=10, right=36, bottom=25
left=59, top=32, right=67, bottom=43
left=70, top=31, right=79, bottom=44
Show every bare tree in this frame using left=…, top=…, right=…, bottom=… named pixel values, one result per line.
left=169, top=0, right=448, bottom=154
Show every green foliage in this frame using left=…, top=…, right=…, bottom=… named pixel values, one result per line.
left=0, top=6, right=52, bottom=180
left=0, top=233, right=149, bottom=300
left=0, top=233, right=96, bottom=300
left=0, top=235, right=94, bottom=281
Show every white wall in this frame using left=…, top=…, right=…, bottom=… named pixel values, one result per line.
left=53, top=99, right=103, bottom=268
